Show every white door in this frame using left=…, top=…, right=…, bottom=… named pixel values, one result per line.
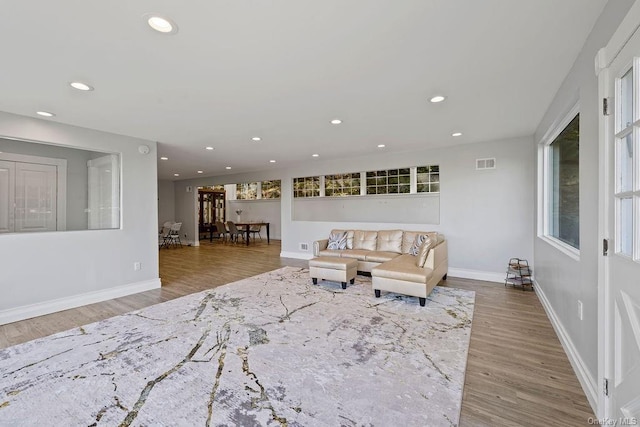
left=87, top=154, right=120, bottom=229
left=603, top=27, right=640, bottom=419
left=0, top=160, right=16, bottom=233
left=14, top=162, right=57, bottom=233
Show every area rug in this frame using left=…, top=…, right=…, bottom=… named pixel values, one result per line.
left=0, top=267, right=475, bottom=426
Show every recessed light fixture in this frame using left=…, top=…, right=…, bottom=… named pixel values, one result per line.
left=225, top=166, right=232, bottom=170
left=146, top=15, right=178, bottom=34
left=69, top=82, right=93, bottom=91
left=452, top=132, right=463, bottom=137
left=377, top=144, right=386, bottom=148
left=269, top=160, right=276, bottom=163
left=36, top=111, right=55, bottom=117
left=197, top=170, right=203, bottom=174
left=160, top=156, right=168, bottom=160
left=252, top=137, right=261, bottom=141
left=205, top=146, right=214, bottom=150
left=429, top=95, right=446, bottom=103
left=312, top=153, right=319, bottom=157
left=174, top=173, right=180, bottom=177
left=330, top=119, right=342, bottom=125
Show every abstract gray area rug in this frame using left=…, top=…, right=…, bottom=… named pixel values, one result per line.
left=0, top=267, right=475, bottom=427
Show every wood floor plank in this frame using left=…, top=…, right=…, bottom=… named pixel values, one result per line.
left=0, top=240, right=595, bottom=425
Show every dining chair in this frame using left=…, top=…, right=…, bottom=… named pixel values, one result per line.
left=214, top=221, right=228, bottom=243
left=159, top=221, right=174, bottom=248
left=226, top=221, right=244, bottom=244
left=249, top=223, right=262, bottom=241
left=167, top=222, right=183, bottom=248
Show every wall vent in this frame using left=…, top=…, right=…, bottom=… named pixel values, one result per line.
left=476, top=158, right=496, bottom=170
left=299, top=243, right=309, bottom=251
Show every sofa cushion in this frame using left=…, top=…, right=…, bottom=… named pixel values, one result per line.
left=376, top=230, right=403, bottom=253
left=339, top=249, right=372, bottom=260
left=415, top=236, right=436, bottom=267
left=353, top=230, right=378, bottom=251
left=331, top=229, right=354, bottom=249
left=365, top=251, right=402, bottom=263
left=402, top=231, right=421, bottom=254
left=318, top=249, right=343, bottom=258
left=372, top=255, right=433, bottom=283
left=327, top=231, right=347, bottom=250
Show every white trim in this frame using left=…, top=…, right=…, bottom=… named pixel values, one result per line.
left=280, top=251, right=314, bottom=260
left=601, top=0, right=640, bottom=72
left=0, top=278, right=161, bottom=326
left=534, top=278, right=598, bottom=413
left=447, top=267, right=504, bottom=283
left=538, top=235, right=581, bottom=261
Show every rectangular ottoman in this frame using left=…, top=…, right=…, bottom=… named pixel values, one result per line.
left=309, top=257, right=357, bottom=289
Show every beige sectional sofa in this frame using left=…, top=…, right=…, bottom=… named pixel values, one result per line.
left=313, top=229, right=448, bottom=306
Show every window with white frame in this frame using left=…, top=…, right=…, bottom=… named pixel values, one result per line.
left=542, top=110, right=580, bottom=251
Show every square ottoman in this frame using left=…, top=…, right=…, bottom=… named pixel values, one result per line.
left=309, top=257, right=357, bottom=289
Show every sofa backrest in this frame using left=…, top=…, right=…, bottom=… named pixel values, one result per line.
left=376, top=229, right=403, bottom=253
left=353, top=230, right=378, bottom=251
left=401, top=231, right=441, bottom=254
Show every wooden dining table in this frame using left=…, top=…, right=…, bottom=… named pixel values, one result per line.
left=234, top=222, right=270, bottom=246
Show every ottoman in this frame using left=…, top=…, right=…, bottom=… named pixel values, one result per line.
left=309, top=257, right=358, bottom=289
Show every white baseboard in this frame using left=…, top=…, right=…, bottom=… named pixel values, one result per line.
left=534, top=279, right=597, bottom=412
left=280, top=251, right=314, bottom=260
left=448, top=267, right=504, bottom=283
left=0, top=278, right=162, bottom=326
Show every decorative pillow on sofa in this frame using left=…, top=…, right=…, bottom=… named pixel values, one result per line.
left=327, top=231, right=347, bottom=250
left=415, top=236, right=435, bottom=267
left=409, top=234, right=429, bottom=256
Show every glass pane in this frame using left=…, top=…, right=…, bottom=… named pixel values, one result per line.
left=549, top=114, right=580, bottom=249
left=430, top=183, right=440, bottom=193
left=399, top=184, right=410, bottom=193
left=620, top=68, right=633, bottom=130
left=399, top=168, right=410, bottom=175
left=618, top=134, right=634, bottom=193
left=417, top=166, right=429, bottom=174
left=618, top=197, right=633, bottom=256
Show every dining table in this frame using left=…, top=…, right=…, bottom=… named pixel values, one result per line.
left=234, top=222, right=270, bottom=246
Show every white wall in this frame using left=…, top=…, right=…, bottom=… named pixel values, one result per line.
left=174, top=136, right=533, bottom=277
left=0, top=111, right=160, bottom=324
left=532, top=0, right=634, bottom=407
left=157, top=180, right=176, bottom=227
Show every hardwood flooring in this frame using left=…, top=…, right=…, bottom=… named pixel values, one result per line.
left=0, top=240, right=594, bottom=426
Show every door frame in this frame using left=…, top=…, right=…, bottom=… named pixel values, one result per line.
left=596, top=0, right=640, bottom=418
left=0, top=151, right=67, bottom=231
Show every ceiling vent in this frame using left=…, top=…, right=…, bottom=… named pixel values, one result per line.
left=476, top=158, right=496, bottom=170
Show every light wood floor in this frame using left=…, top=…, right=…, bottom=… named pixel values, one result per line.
left=0, top=240, right=594, bottom=426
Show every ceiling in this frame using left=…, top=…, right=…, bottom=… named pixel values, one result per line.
left=0, top=1, right=607, bottom=180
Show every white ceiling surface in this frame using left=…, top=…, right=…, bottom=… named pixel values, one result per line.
left=0, top=1, right=606, bottom=180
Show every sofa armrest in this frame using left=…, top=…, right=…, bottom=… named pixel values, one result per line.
left=313, top=239, right=329, bottom=257
left=423, top=240, right=448, bottom=272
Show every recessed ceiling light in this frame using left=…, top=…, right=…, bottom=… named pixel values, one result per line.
left=197, top=170, right=203, bottom=174
left=330, top=119, right=342, bottom=125
left=174, top=173, right=180, bottom=177
left=205, top=146, right=214, bottom=150
left=377, top=144, right=385, bottom=148
left=312, top=154, right=319, bottom=157
left=269, top=160, right=276, bottom=163
left=225, top=166, right=232, bottom=170
left=69, top=82, right=93, bottom=91
left=146, top=15, right=178, bottom=34
left=160, top=156, right=168, bottom=160
left=252, top=137, right=261, bottom=141
left=452, top=132, right=463, bottom=137
left=429, top=95, right=446, bottom=103
left=36, top=111, right=55, bottom=117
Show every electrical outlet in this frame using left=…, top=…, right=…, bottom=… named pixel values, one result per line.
left=578, top=300, right=583, bottom=320
left=134, top=262, right=141, bottom=271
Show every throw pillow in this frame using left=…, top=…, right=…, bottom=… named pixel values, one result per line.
left=415, top=236, right=435, bottom=267
left=327, top=231, right=347, bottom=250
left=409, top=234, right=429, bottom=256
